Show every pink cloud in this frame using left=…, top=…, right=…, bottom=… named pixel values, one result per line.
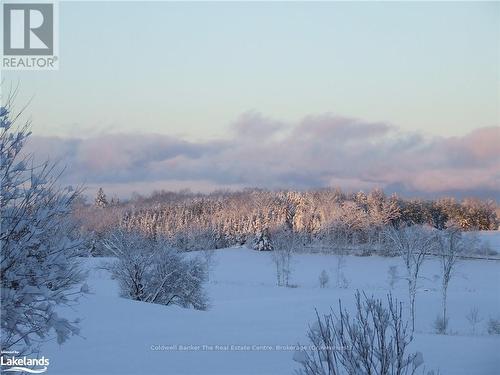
left=25, top=113, right=500, bottom=200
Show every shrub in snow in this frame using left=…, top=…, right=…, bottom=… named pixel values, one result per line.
left=319, top=270, right=329, bottom=288
left=0, top=105, right=85, bottom=354
left=465, top=307, right=482, bottom=335
left=104, top=231, right=150, bottom=301
left=387, top=265, right=399, bottom=289
left=433, top=315, right=449, bottom=335
left=294, top=291, right=428, bottom=375
left=104, top=230, right=208, bottom=310
left=337, top=273, right=349, bottom=289
left=149, top=248, right=208, bottom=310
left=487, top=318, right=500, bottom=335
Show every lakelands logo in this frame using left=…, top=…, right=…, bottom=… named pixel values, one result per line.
left=2, top=1, right=59, bottom=70
left=0, top=352, right=50, bottom=373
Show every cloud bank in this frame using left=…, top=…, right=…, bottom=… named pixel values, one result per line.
left=26, top=112, right=500, bottom=200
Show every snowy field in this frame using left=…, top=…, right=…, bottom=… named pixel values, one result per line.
left=41, top=233, right=500, bottom=375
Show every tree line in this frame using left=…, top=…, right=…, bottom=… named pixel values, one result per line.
left=77, top=187, right=498, bottom=255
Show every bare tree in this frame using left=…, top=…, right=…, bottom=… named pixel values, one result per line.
left=334, top=252, right=349, bottom=289
left=294, top=291, right=427, bottom=375
left=271, top=228, right=300, bottom=287
left=435, top=225, right=465, bottom=334
left=465, top=307, right=482, bottom=335
left=384, top=225, right=436, bottom=332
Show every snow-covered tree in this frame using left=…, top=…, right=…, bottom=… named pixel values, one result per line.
left=367, top=189, right=400, bottom=226
left=104, top=229, right=208, bottom=310
left=149, top=246, right=208, bottom=310
left=0, top=105, right=85, bottom=354
left=95, top=187, right=108, bottom=208
left=459, top=198, right=498, bottom=230
left=294, top=292, right=427, bottom=375
left=78, top=187, right=496, bottom=256
left=398, top=199, right=430, bottom=226
left=253, top=228, right=273, bottom=251
left=384, top=225, right=436, bottom=332
left=435, top=224, right=466, bottom=333
left=104, top=230, right=152, bottom=300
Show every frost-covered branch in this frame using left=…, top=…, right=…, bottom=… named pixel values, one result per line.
left=1, top=104, right=85, bottom=354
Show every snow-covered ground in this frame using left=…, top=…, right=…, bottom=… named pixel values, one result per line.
left=41, top=237, right=500, bottom=375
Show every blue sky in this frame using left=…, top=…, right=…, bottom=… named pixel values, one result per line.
left=3, top=1, right=500, bottom=198
left=4, top=1, right=499, bottom=139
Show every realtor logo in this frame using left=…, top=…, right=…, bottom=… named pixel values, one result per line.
left=3, top=3, right=53, bottom=55
left=2, top=2, right=58, bottom=69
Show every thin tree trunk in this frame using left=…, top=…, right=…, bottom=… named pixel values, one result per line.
left=442, top=282, right=448, bottom=333
left=409, top=281, right=416, bottom=333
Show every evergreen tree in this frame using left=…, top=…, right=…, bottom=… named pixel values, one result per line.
left=253, top=228, right=273, bottom=251
left=95, top=187, right=108, bottom=208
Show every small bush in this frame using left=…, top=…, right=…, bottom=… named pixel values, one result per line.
left=487, top=318, right=500, bottom=335
left=387, top=265, right=399, bottom=289
left=433, top=315, right=449, bottom=334
left=337, top=274, right=349, bottom=289
left=319, top=270, right=329, bottom=288
left=294, top=292, right=428, bottom=375
left=465, top=307, right=483, bottom=335
left=105, top=230, right=208, bottom=310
